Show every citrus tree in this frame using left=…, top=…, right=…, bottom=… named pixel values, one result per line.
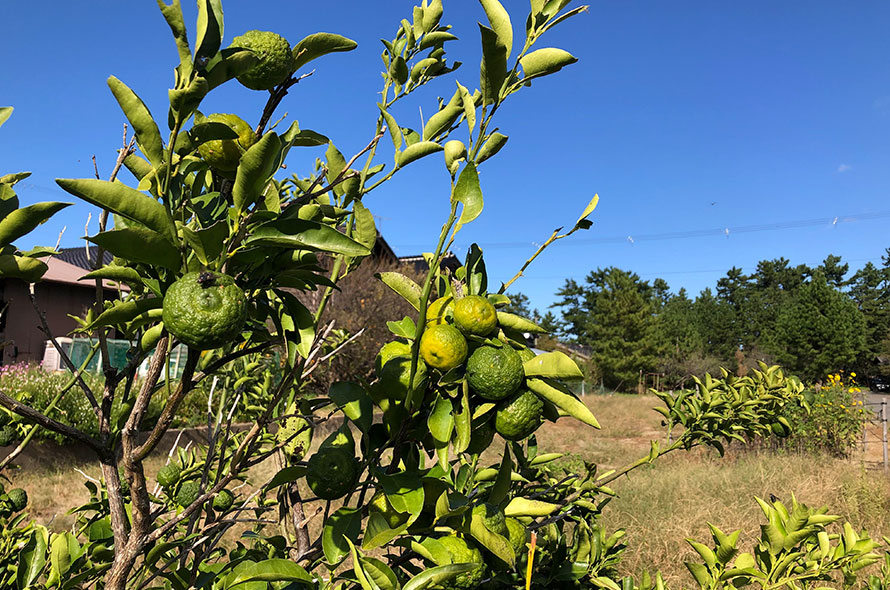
left=0, top=2, right=886, bottom=590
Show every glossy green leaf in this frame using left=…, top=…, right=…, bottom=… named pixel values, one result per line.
left=453, top=383, right=472, bottom=453
left=479, top=0, right=513, bottom=55
left=323, top=506, right=362, bottom=565
left=391, top=55, right=409, bottom=85
left=0, top=202, right=70, bottom=248
left=87, top=228, right=181, bottom=271
left=289, top=129, right=329, bottom=147
left=0, top=255, right=48, bottom=282
left=377, top=271, right=422, bottom=310
left=88, top=297, right=163, bottom=329
left=497, top=311, right=546, bottom=333
left=246, top=218, right=371, bottom=256
left=277, top=290, right=316, bottom=363
left=352, top=201, right=376, bottom=254
left=476, top=132, right=508, bottom=164
left=420, top=31, right=458, bottom=51
left=16, top=528, right=47, bottom=590
left=263, top=465, right=307, bottom=491
left=359, top=556, right=399, bottom=590
left=523, top=351, right=583, bottom=379
left=504, top=497, right=560, bottom=517
left=122, top=154, right=153, bottom=184
left=520, top=47, right=578, bottom=79
left=81, top=265, right=143, bottom=285
left=428, top=395, right=454, bottom=444
left=224, top=559, right=313, bottom=588
left=48, top=532, right=80, bottom=585
left=378, top=104, right=402, bottom=150
left=107, top=76, right=165, bottom=167
left=387, top=316, right=416, bottom=340
left=156, top=0, right=193, bottom=80
left=203, top=47, right=259, bottom=91
left=0, top=171, right=30, bottom=187
left=189, top=121, right=239, bottom=146
left=403, top=564, right=478, bottom=590
left=453, top=162, right=483, bottom=231
left=55, top=178, right=176, bottom=241
left=457, top=82, right=476, bottom=134
left=0, top=107, right=12, bottom=128
left=194, top=0, right=224, bottom=62
left=423, top=90, right=463, bottom=141
left=180, top=220, right=228, bottom=266
left=479, top=24, right=508, bottom=105
left=329, top=382, right=372, bottom=433
left=489, top=444, right=512, bottom=505
left=422, top=0, right=444, bottom=31
left=293, top=33, right=358, bottom=73
left=397, top=141, right=443, bottom=167
left=363, top=512, right=409, bottom=550
left=233, top=132, right=281, bottom=215
left=469, top=506, right=515, bottom=566
left=527, top=378, right=600, bottom=428
left=464, top=243, right=487, bottom=296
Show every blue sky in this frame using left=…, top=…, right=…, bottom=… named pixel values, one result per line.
left=2, top=1, right=889, bottom=314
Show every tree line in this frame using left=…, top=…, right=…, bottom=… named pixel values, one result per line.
left=507, top=251, right=890, bottom=389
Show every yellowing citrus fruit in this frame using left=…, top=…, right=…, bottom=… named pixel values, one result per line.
left=195, top=113, right=256, bottom=172
left=436, top=535, right=485, bottom=589
left=229, top=30, right=294, bottom=90
left=419, top=324, right=468, bottom=371
left=495, top=390, right=543, bottom=441
left=505, top=517, right=527, bottom=556
left=426, top=295, right=454, bottom=325
left=306, top=446, right=358, bottom=500
left=162, top=271, right=248, bottom=350
left=452, top=295, right=498, bottom=336
left=472, top=503, right=508, bottom=537
left=466, top=345, right=524, bottom=400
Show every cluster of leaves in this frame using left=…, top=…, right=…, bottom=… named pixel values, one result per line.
left=777, top=371, right=870, bottom=457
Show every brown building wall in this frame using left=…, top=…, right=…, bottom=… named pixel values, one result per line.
left=0, top=279, right=99, bottom=365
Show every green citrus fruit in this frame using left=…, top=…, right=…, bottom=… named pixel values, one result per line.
left=472, top=503, right=508, bottom=537
left=495, top=390, right=544, bottom=441
left=465, top=419, right=495, bottom=455
left=196, top=113, right=256, bottom=172
left=436, top=536, right=485, bottom=589
left=516, top=347, right=536, bottom=363
left=156, top=463, right=182, bottom=488
left=452, top=295, right=498, bottom=336
left=426, top=295, right=454, bottom=326
left=505, top=517, right=527, bottom=556
left=377, top=355, right=427, bottom=401
left=163, top=271, right=248, bottom=350
left=213, top=489, right=235, bottom=511
left=419, top=324, right=468, bottom=371
left=0, top=425, right=17, bottom=447
left=230, top=30, right=294, bottom=90
left=375, top=341, right=411, bottom=373
left=306, top=447, right=358, bottom=500
left=175, top=481, right=201, bottom=508
left=277, top=406, right=312, bottom=460
left=369, top=492, right=409, bottom=529
left=7, top=488, right=26, bottom=512
left=466, top=345, right=524, bottom=401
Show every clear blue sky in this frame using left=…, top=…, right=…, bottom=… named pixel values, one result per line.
left=2, top=1, right=889, bottom=314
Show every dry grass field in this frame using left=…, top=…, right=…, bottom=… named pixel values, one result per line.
left=5, top=392, right=890, bottom=587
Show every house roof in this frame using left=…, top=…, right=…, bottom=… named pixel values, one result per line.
left=398, top=252, right=461, bottom=273
left=42, top=257, right=128, bottom=291
left=56, top=246, right=112, bottom=270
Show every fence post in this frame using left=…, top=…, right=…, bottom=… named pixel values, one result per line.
left=882, top=398, right=888, bottom=472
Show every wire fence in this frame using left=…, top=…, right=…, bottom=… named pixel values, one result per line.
left=860, top=394, right=890, bottom=471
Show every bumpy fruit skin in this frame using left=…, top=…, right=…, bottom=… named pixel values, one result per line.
left=213, top=489, right=235, bottom=511
left=0, top=425, right=17, bottom=447
left=7, top=488, right=27, bottom=512
left=466, top=345, right=524, bottom=401
left=495, top=390, right=544, bottom=441
left=452, top=295, right=498, bottom=336
left=505, top=517, right=527, bottom=556
left=472, top=503, right=508, bottom=537
left=196, top=113, right=256, bottom=172
left=175, top=481, right=201, bottom=508
left=162, top=271, right=248, bottom=350
left=157, top=463, right=182, bottom=488
left=306, top=447, right=358, bottom=500
left=230, top=30, right=294, bottom=90
left=419, top=324, right=468, bottom=371
left=436, top=536, right=485, bottom=590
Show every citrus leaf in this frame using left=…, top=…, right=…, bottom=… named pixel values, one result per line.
left=87, top=228, right=181, bottom=271
left=453, top=163, right=483, bottom=231
left=323, top=506, right=362, bottom=566
left=0, top=107, right=12, bottom=128
left=107, top=76, right=165, bottom=167
left=504, top=497, right=560, bottom=517
left=457, top=82, right=476, bottom=134
left=497, top=311, right=546, bottom=334
left=453, top=383, right=472, bottom=453
left=16, top=528, right=47, bottom=590
left=519, top=47, right=578, bottom=79
left=246, top=218, right=371, bottom=257
left=88, top=298, right=163, bottom=330
left=233, top=132, right=281, bottom=215
left=352, top=200, right=376, bottom=252
left=363, top=512, right=409, bottom=550
left=422, top=90, right=463, bottom=141
left=476, top=132, right=508, bottom=164
left=576, top=194, right=599, bottom=226
left=359, top=556, right=399, bottom=590
left=156, top=0, right=193, bottom=80
left=428, top=394, right=454, bottom=444
left=377, top=271, right=422, bottom=310
left=488, top=443, right=512, bottom=505
left=397, top=141, right=443, bottom=167
left=0, top=202, right=71, bottom=248
left=289, top=129, right=329, bottom=147
left=203, top=47, right=260, bottom=91
left=194, top=0, right=224, bottom=63
left=263, top=466, right=307, bottom=491
left=378, top=104, right=402, bottom=150
left=180, top=220, right=228, bottom=266
left=523, top=351, right=583, bottom=380
left=420, top=31, right=459, bottom=51
left=479, top=24, right=508, bottom=105
left=403, top=564, right=478, bottom=590
left=479, top=0, right=513, bottom=55
left=527, top=378, right=600, bottom=428
left=224, top=559, right=313, bottom=588
left=0, top=255, right=47, bottom=282
left=293, top=32, right=358, bottom=73
left=329, top=382, right=372, bottom=434
left=276, top=290, right=315, bottom=363
left=55, top=178, right=177, bottom=242
left=469, top=507, right=515, bottom=566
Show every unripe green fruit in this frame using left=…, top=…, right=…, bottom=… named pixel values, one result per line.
left=7, top=488, right=27, bottom=512
left=306, top=447, right=358, bottom=500
left=230, top=30, right=294, bottom=90
left=175, top=480, right=201, bottom=508
left=162, top=271, right=248, bottom=350
left=157, top=463, right=182, bottom=488
left=213, top=489, right=235, bottom=511
left=472, top=502, right=508, bottom=537
left=196, top=113, right=256, bottom=172
left=444, top=139, right=466, bottom=174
